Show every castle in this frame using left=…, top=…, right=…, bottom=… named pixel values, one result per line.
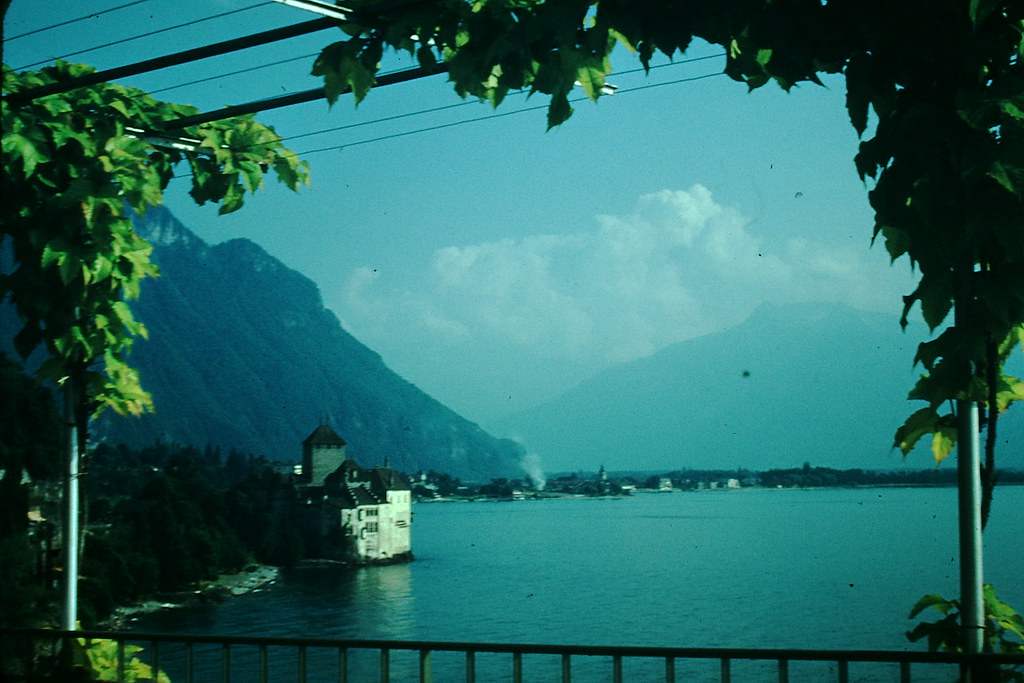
left=296, top=424, right=412, bottom=564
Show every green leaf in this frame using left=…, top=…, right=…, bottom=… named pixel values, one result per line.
left=968, top=0, right=1003, bottom=26
left=893, top=407, right=938, bottom=455
left=995, top=378, right=1024, bottom=411
left=312, top=40, right=378, bottom=105
left=987, top=161, right=1019, bottom=194
left=41, top=243, right=63, bottom=270
left=844, top=53, right=871, bottom=137
left=2, top=132, right=48, bottom=177
left=12, top=324, right=42, bottom=362
left=931, top=424, right=957, bottom=464
left=218, top=180, right=246, bottom=215
left=546, top=93, right=573, bottom=129
left=908, top=593, right=957, bottom=620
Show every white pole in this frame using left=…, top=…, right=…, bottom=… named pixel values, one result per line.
left=956, top=399, right=984, bottom=654
left=61, top=382, right=79, bottom=631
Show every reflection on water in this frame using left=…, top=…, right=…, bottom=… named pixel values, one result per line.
left=134, top=562, right=415, bottom=641
left=130, top=487, right=1024, bottom=677
left=275, top=564, right=416, bottom=640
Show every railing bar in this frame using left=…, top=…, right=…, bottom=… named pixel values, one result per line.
left=151, top=639, right=160, bottom=682
left=465, top=650, right=475, bottom=683
left=338, top=647, right=348, bottom=683
left=665, top=656, right=675, bottom=683
left=298, top=644, right=308, bottom=683
left=562, top=653, right=571, bottom=683
left=222, top=642, right=231, bottom=683
left=9, top=630, right=1024, bottom=679
left=185, top=641, right=194, bottom=683
left=259, top=643, right=268, bottom=683
left=513, top=651, right=522, bottom=683
left=380, top=647, right=390, bottom=683
left=721, top=656, right=731, bottom=683
left=117, top=638, right=126, bottom=683
left=613, top=654, right=623, bottom=683
left=420, top=648, right=432, bottom=683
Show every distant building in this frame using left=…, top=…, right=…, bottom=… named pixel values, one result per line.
left=296, top=425, right=412, bottom=564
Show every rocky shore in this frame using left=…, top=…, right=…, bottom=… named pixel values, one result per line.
left=104, top=565, right=279, bottom=628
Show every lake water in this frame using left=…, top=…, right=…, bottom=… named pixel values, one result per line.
left=131, top=486, right=1023, bottom=681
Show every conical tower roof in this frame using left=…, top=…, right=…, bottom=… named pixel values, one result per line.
left=302, top=424, right=346, bottom=447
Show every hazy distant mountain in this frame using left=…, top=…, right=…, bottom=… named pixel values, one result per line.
left=494, top=301, right=1024, bottom=473
left=73, top=206, right=527, bottom=480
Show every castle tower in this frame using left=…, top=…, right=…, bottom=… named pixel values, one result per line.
left=302, top=424, right=347, bottom=486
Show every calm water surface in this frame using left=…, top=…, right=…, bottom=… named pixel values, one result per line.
left=132, top=487, right=1023, bottom=680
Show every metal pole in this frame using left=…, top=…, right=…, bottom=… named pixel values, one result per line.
left=953, top=258, right=984, bottom=658
left=956, top=399, right=984, bottom=654
left=61, top=381, right=79, bottom=631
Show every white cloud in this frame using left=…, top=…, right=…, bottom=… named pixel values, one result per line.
left=336, top=184, right=913, bottom=419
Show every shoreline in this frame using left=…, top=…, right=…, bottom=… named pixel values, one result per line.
left=103, top=564, right=280, bottom=629
left=414, top=480, right=1024, bottom=504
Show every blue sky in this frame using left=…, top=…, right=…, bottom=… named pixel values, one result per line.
left=5, top=1, right=918, bottom=428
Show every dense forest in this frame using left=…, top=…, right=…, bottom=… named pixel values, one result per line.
left=78, top=441, right=303, bottom=625
left=0, top=353, right=302, bottom=627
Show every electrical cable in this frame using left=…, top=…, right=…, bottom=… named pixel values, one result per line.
left=6, top=19, right=337, bottom=104
left=4, top=0, right=150, bottom=42
left=280, top=54, right=726, bottom=145
left=149, top=53, right=319, bottom=96
left=155, top=51, right=723, bottom=133
left=292, top=71, right=725, bottom=157
left=153, top=50, right=721, bottom=104
left=14, top=2, right=276, bottom=71
left=168, top=68, right=725, bottom=179
left=161, top=61, right=450, bottom=129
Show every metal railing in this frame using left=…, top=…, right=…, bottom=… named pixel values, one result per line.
left=2, top=629, right=1023, bottom=682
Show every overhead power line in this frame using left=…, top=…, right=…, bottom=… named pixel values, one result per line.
left=149, top=52, right=319, bottom=96
left=154, top=56, right=725, bottom=166
left=4, top=0, right=150, bottom=42
left=161, top=62, right=450, bottom=129
left=168, top=67, right=725, bottom=179
left=5, top=19, right=338, bottom=104
left=283, top=55, right=726, bottom=145
left=292, top=71, right=726, bottom=157
left=159, top=52, right=723, bottom=131
left=14, top=1, right=276, bottom=71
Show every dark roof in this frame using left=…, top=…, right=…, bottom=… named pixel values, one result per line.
left=303, top=424, right=346, bottom=447
left=352, top=486, right=381, bottom=506
left=371, top=467, right=411, bottom=493
left=330, top=485, right=381, bottom=509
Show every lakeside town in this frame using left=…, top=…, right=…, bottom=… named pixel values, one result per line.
left=412, top=462, right=1024, bottom=500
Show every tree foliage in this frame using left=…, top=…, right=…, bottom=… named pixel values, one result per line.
left=0, top=354, right=61, bottom=628
left=78, top=443, right=299, bottom=625
left=908, top=585, right=1024, bottom=679
left=313, top=0, right=1024, bottom=468
left=1, top=61, right=309, bottom=423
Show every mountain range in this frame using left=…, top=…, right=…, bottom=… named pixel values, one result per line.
left=76, top=207, right=528, bottom=481
left=494, top=301, right=1024, bottom=473
left=4, top=206, right=1022, bottom=480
